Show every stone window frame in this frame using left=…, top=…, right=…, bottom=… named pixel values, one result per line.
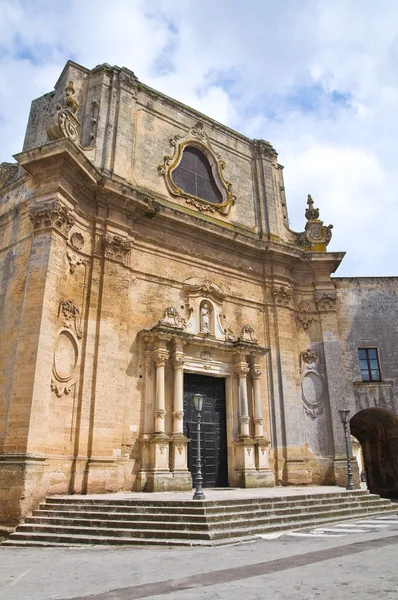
left=158, top=122, right=236, bottom=216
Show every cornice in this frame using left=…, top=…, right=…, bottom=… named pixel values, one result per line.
left=13, top=138, right=102, bottom=186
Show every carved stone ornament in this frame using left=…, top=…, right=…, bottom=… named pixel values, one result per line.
left=296, top=300, right=316, bottom=330
left=315, top=291, right=337, bottom=312
left=102, top=233, right=133, bottom=262
left=239, top=324, right=258, bottom=344
left=51, top=379, right=72, bottom=398
left=66, top=250, right=86, bottom=274
left=46, top=80, right=81, bottom=144
left=158, top=307, right=186, bottom=330
left=252, top=138, right=278, bottom=162
left=201, top=351, right=213, bottom=362
left=224, top=327, right=237, bottom=342
left=301, top=348, right=318, bottom=365
left=29, top=199, right=75, bottom=236
left=272, top=284, right=293, bottom=307
left=158, top=121, right=236, bottom=215
left=296, top=195, right=333, bottom=252
left=70, top=232, right=84, bottom=250
left=59, top=300, right=83, bottom=338
left=301, top=353, right=326, bottom=420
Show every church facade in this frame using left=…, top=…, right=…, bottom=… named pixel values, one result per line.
left=1, top=60, right=398, bottom=526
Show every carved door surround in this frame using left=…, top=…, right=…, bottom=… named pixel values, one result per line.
left=137, top=298, right=274, bottom=492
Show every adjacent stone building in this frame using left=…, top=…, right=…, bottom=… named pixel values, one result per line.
left=1, top=60, right=397, bottom=526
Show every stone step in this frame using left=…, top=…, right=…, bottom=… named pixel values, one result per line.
left=4, top=506, right=397, bottom=547
left=44, top=490, right=370, bottom=510
left=22, top=503, right=396, bottom=532
left=38, top=492, right=378, bottom=516
left=4, top=490, right=396, bottom=547
left=30, top=498, right=393, bottom=525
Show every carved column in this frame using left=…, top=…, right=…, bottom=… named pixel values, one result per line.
left=153, top=348, right=168, bottom=434
left=250, top=361, right=264, bottom=439
left=169, top=341, right=191, bottom=490
left=235, top=362, right=250, bottom=438
left=172, top=354, right=185, bottom=435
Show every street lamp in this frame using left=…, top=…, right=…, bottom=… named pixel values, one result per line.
left=193, top=393, right=205, bottom=500
left=339, top=408, right=356, bottom=490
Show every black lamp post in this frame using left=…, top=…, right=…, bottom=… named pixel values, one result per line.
left=339, top=408, right=356, bottom=490
left=193, top=393, right=205, bottom=500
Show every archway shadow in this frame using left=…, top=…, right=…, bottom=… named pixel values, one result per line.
left=350, top=407, right=398, bottom=498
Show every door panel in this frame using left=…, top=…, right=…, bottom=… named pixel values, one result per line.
left=183, top=374, right=228, bottom=488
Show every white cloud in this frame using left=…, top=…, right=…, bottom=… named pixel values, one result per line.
left=1, top=0, right=398, bottom=275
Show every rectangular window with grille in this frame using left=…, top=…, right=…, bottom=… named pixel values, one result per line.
left=358, top=348, right=381, bottom=382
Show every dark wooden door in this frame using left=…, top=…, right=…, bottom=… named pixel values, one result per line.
left=183, top=374, right=228, bottom=488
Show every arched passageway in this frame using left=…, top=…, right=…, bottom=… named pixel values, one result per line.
left=350, top=408, right=398, bottom=498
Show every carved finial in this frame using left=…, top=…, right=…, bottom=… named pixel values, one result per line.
left=65, top=81, right=79, bottom=113
left=296, top=194, right=333, bottom=252
left=305, top=194, right=320, bottom=221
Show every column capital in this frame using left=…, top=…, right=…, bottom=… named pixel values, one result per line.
left=235, top=362, right=249, bottom=377
left=172, top=355, right=185, bottom=369
left=153, top=348, right=169, bottom=366
left=251, top=364, right=262, bottom=379
left=173, top=410, right=184, bottom=420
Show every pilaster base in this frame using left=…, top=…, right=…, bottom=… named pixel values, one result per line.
left=234, top=438, right=273, bottom=488
left=140, top=470, right=192, bottom=492
left=333, top=457, right=359, bottom=488
left=0, top=453, right=47, bottom=526
left=282, top=459, right=312, bottom=485
left=84, top=458, right=120, bottom=493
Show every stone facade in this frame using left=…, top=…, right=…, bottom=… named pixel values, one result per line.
left=0, top=60, right=397, bottom=525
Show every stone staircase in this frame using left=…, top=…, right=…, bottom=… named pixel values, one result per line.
left=3, top=489, right=397, bottom=547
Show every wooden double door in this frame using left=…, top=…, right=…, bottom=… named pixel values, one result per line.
left=183, top=373, right=228, bottom=488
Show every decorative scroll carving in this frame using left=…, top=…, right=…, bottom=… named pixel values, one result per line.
left=315, top=291, right=337, bottom=312
left=200, top=351, right=213, bottom=362
left=301, top=348, right=318, bottom=365
left=29, top=200, right=75, bottom=236
left=239, top=324, right=258, bottom=344
left=51, top=379, right=72, bottom=397
left=102, top=233, right=133, bottom=262
left=158, top=307, right=186, bottom=330
left=158, top=121, right=236, bottom=215
left=300, top=348, right=326, bottom=419
left=296, top=195, right=333, bottom=252
left=59, top=300, right=83, bottom=339
left=296, top=300, right=316, bottom=330
left=46, top=80, right=81, bottom=143
left=225, top=327, right=237, bottom=342
left=272, top=284, right=293, bottom=307
left=66, top=250, right=86, bottom=274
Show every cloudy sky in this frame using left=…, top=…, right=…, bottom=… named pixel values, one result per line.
left=1, top=0, right=397, bottom=277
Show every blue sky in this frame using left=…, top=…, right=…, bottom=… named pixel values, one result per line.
left=1, top=0, right=397, bottom=276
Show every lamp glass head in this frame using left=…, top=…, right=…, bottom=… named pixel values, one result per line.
left=193, top=394, right=204, bottom=413
left=339, top=409, right=350, bottom=425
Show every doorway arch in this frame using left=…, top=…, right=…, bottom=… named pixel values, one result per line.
left=350, top=408, right=398, bottom=498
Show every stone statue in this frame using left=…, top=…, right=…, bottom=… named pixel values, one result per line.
left=200, top=303, right=210, bottom=333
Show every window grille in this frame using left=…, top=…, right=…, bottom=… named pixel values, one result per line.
left=172, top=146, right=223, bottom=205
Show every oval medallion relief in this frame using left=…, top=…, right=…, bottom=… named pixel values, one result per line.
left=54, top=330, right=78, bottom=381
left=301, top=370, right=325, bottom=418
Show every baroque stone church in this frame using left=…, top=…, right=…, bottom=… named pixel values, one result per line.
left=1, top=60, right=398, bottom=526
